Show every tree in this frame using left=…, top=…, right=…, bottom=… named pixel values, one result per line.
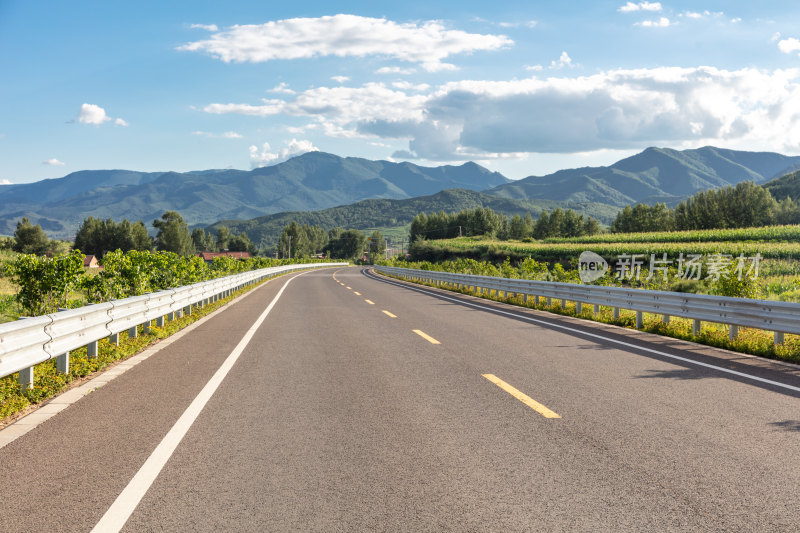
left=153, top=211, right=195, bottom=256
left=13, top=217, right=49, bottom=255
left=74, top=217, right=152, bottom=257
left=228, top=232, right=255, bottom=253
left=216, top=226, right=231, bottom=251
left=368, top=230, right=386, bottom=263
left=326, top=228, right=366, bottom=259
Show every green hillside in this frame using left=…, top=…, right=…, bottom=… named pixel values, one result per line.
left=206, top=189, right=620, bottom=250
left=764, top=169, right=800, bottom=201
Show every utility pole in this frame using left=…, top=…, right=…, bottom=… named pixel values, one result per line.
left=459, top=225, right=462, bottom=237
left=288, top=235, right=292, bottom=259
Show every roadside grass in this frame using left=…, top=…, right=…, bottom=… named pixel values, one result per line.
left=385, top=274, right=800, bottom=364
left=0, top=272, right=278, bottom=425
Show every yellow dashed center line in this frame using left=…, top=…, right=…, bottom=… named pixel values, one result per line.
left=365, top=299, right=375, bottom=305
left=346, top=286, right=352, bottom=290
left=482, top=374, right=561, bottom=419
left=382, top=310, right=397, bottom=318
left=354, top=291, right=361, bottom=296
left=413, top=329, right=441, bottom=345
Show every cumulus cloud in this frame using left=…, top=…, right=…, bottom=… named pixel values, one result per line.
left=270, top=82, right=296, bottom=94
left=550, top=51, right=573, bottom=69
left=178, top=14, right=513, bottom=72
left=779, top=38, right=800, bottom=55
left=618, top=2, right=662, bottom=12
left=77, top=103, right=127, bottom=127
left=43, top=158, right=65, bottom=166
left=249, top=138, right=318, bottom=168
left=636, top=17, right=672, bottom=27
left=375, top=66, right=416, bottom=75
left=0, top=179, right=11, bottom=185
left=77, top=103, right=111, bottom=125
left=190, top=23, right=218, bottom=31
left=202, top=67, right=800, bottom=161
left=331, top=75, right=350, bottom=83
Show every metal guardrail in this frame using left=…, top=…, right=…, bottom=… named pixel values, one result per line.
left=0, top=262, right=345, bottom=388
left=375, top=266, right=799, bottom=344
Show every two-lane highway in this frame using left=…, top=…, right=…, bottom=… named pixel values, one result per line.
left=2, top=265, right=799, bottom=531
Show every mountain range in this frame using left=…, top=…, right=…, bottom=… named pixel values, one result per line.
left=2, top=146, right=800, bottom=241
left=490, top=146, right=800, bottom=206
left=0, top=152, right=509, bottom=238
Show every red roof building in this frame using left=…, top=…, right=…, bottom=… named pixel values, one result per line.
left=197, top=251, right=252, bottom=262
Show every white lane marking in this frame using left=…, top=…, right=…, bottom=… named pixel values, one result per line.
left=365, top=271, right=800, bottom=395
left=92, top=274, right=302, bottom=532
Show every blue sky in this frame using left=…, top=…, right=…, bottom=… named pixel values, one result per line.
left=2, top=0, right=800, bottom=184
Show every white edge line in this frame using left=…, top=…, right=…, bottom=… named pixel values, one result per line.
left=366, top=270, right=800, bottom=394
left=91, top=273, right=302, bottom=532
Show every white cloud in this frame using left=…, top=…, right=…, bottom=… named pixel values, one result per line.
left=779, top=38, right=800, bottom=55
left=331, top=75, right=350, bottom=83
left=77, top=103, right=111, bottom=125
left=190, top=24, right=218, bottom=31
left=636, top=17, right=672, bottom=27
left=618, top=2, right=662, bottom=13
left=249, top=138, right=318, bottom=168
left=192, top=130, right=243, bottom=139
left=684, top=11, right=703, bottom=19
left=0, top=179, right=11, bottom=185
left=77, top=103, right=127, bottom=127
left=43, top=158, right=65, bottom=166
left=202, top=67, right=800, bottom=161
left=178, top=14, right=513, bottom=72
left=772, top=32, right=782, bottom=42
left=375, top=66, right=416, bottom=75
left=498, top=20, right=537, bottom=28
left=270, top=82, right=296, bottom=94
left=550, top=51, right=573, bottom=69
left=391, top=81, right=431, bottom=91
left=730, top=17, right=741, bottom=23
left=525, top=65, right=544, bottom=72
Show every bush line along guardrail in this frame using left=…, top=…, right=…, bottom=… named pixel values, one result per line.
left=0, top=263, right=346, bottom=389
left=375, top=266, right=799, bottom=345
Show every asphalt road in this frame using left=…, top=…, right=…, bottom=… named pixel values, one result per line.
left=2, top=266, right=800, bottom=532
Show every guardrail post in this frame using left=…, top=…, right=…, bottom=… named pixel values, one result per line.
left=109, top=333, right=120, bottom=346
left=156, top=316, right=164, bottom=327
left=87, top=340, right=98, bottom=359
left=729, top=325, right=738, bottom=340
left=576, top=302, right=582, bottom=314
left=534, top=295, right=540, bottom=305
left=56, top=352, right=70, bottom=373
left=523, top=294, right=528, bottom=304
left=775, top=331, right=785, bottom=345
left=662, top=315, right=670, bottom=324
left=19, top=366, right=33, bottom=390
left=546, top=297, right=551, bottom=306
left=593, top=304, right=599, bottom=316
left=143, top=320, right=151, bottom=334
left=167, top=312, right=175, bottom=321
left=185, top=305, right=192, bottom=316
left=693, top=319, right=701, bottom=336
left=635, top=311, right=643, bottom=329
left=613, top=307, right=620, bottom=319
left=560, top=299, right=566, bottom=309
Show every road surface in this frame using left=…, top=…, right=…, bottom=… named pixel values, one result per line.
left=1, top=266, right=799, bottom=532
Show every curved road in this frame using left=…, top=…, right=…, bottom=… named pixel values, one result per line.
left=1, top=266, right=799, bottom=531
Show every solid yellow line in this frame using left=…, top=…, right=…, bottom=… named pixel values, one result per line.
left=382, top=310, right=397, bottom=318
left=365, top=299, right=375, bottom=305
left=354, top=291, right=361, bottom=296
left=413, top=329, right=441, bottom=345
left=482, top=374, right=561, bottom=419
